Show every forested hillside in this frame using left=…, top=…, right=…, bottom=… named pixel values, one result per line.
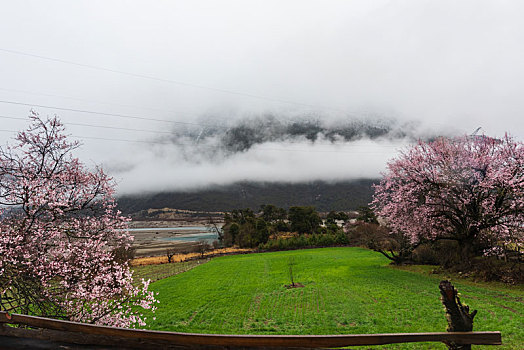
left=117, top=179, right=377, bottom=214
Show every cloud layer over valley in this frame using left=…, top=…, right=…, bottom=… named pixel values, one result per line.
left=1, top=1, right=523, bottom=194
left=103, top=114, right=449, bottom=193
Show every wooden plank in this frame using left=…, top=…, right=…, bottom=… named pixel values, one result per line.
left=0, top=312, right=502, bottom=348
left=0, top=325, right=314, bottom=350
left=0, top=336, right=95, bottom=350
left=0, top=326, right=205, bottom=350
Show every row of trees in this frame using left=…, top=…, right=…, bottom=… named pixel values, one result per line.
left=222, top=205, right=349, bottom=248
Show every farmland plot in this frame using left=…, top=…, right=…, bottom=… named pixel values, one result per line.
left=142, top=248, right=523, bottom=349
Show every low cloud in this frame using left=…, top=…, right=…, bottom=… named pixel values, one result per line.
left=3, top=1, right=520, bottom=195
left=105, top=114, right=454, bottom=194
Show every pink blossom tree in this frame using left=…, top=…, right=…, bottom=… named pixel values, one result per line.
left=372, top=134, right=524, bottom=264
left=0, top=112, right=157, bottom=327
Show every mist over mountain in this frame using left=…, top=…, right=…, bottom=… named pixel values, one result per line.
left=157, top=113, right=437, bottom=157
left=115, top=115, right=414, bottom=213
left=104, top=113, right=451, bottom=195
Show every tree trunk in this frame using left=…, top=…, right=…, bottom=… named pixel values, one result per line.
left=439, top=280, right=477, bottom=350
left=455, top=233, right=477, bottom=268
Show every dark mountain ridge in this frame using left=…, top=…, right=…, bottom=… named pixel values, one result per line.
left=117, top=179, right=377, bottom=214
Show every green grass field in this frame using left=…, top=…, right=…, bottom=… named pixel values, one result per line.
left=132, top=259, right=205, bottom=286
left=138, top=248, right=523, bottom=349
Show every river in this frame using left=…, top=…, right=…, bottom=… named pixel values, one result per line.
left=128, top=226, right=219, bottom=244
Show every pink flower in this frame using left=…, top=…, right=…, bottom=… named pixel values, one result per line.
left=0, top=113, right=157, bottom=327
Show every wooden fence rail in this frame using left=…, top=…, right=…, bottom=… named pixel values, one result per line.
left=0, top=311, right=501, bottom=349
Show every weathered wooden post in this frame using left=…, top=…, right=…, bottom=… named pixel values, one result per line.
left=439, top=280, right=478, bottom=350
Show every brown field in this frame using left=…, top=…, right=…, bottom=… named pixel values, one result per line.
left=131, top=247, right=253, bottom=266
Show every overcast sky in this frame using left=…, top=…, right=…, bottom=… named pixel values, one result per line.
left=1, top=0, right=523, bottom=194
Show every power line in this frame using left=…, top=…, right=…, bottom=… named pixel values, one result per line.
left=0, top=127, right=405, bottom=154
left=0, top=115, right=177, bottom=135
left=0, top=98, right=310, bottom=134
left=0, top=99, right=203, bottom=126
left=0, top=127, right=194, bottom=146
left=0, top=48, right=347, bottom=113
left=0, top=128, right=172, bottom=145
left=0, top=85, right=466, bottom=136
left=0, top=49, right=472, bottom=135
left=0, top=101, right=410, bottom=148
left=0, top=86, right=198, bottom=117
left=0, top=86, right=330, bottom=134
left=0, top=86, right=291, bottom=127
left=0, top=114, right=406, bottom=149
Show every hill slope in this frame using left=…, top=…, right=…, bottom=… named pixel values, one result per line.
left=117, top=180, right=377, bottom=214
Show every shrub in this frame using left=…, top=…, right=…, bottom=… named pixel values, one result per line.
left=259, top=233, right=350, bottom=251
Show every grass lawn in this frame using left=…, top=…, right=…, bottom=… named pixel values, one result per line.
left=138, top=247, right=523, bottom=349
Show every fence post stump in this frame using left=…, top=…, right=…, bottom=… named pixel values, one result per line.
left=439, top=280, right=478, bottom=350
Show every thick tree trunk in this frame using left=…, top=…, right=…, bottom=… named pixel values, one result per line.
left=454, top=232, right=477, bottom=268
left=461, top=242, right=474, bottom=268
left=439, top=280, right=477, bottom=350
